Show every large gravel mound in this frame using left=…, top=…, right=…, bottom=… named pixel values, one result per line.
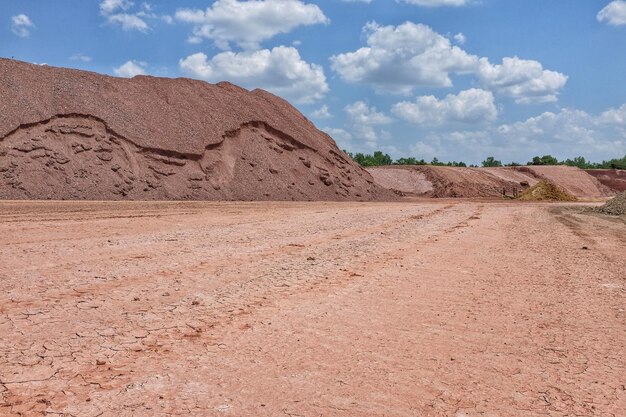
left=0, top=59, right=394, bottom=201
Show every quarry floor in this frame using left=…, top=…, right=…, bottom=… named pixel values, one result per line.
left=0, top=200, right=625, bottom=417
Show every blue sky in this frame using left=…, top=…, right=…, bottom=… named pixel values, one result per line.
left=2, top=0, right=626, bottom=164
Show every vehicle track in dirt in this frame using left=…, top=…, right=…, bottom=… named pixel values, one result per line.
left=0, top=200, right=624, bottom=416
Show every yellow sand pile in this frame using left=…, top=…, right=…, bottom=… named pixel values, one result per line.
left=519, top=180, right=577, bottom=202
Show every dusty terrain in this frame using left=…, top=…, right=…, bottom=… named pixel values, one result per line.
left=587, top=170, right=626, bottom=192
left=1, top=200, right=625, bottom=417
left=0, top=59, right=391, bottom=201
left=368, top=165, right=614, bottom=199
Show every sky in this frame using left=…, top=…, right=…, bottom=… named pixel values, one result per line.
left=2, top=0, right=626, bottom=164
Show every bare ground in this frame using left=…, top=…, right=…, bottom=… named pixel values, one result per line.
left=0, top=200, right=624, bottom=417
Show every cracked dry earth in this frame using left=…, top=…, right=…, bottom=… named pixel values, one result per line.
left=0, top=200, right=625, bottom=417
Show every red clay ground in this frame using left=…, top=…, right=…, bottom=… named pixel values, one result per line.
left=586, top=170, right=626, bottom=192
left=1, top=200, right=625, bottom=416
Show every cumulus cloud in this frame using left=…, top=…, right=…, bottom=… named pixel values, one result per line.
left=401, top=0, right=470, bottom=6
left=331, top=21, right=567, bottom=103
left=114, top=60, right=147, bottom=77
left=107, top=13, right=149, bottom=31
left=70, top=54, right=93, bottom=63
left=477, top=57, right=568, bottom=104
left=179, top=46, right=329, bottom=104
left=322, top=127, right=353, bottom=150
left=597, top=1, right=626, bottom=26
left=100, top=0, right=133, bottom=15
left=311, top=105, right=333, bottom=119
left=497, top=109, right=598, bottom=146
left=331, top=22, right=477, bottom=94
left=392, top=89, right=498, bottom=125
left=600, top=104, right=626, bottom=125
left=175, top=0, right=329, bottom=50
left=520, top=108, right=626, bottom=154
left=340, top=101, right=392, bottom=149
left=421, top=105, right=626, bottom=163
left=100, top=0, right=169, bottom=32
left=345, top=101, right=392, bottom=125
left=11, top=14, right=34, bottom=38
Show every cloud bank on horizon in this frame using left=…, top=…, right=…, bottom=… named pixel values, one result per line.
left=2, top=0, right=626, bottom=164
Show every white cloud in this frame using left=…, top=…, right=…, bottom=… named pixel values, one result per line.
left=341, top=101, right=392, bottom=149
left=497, top=109, right=598, bottom=146
left=426, top=105, right=626, bottom=163
left=401, top=0, right=469, bottom=6
left=107, top=14, right=149, bottom=31
left=175, top=0, right=329, bottom=50
left=600, top=104, right=626, bottom=125
left=100, top=0, right=152, bottom=32
left=331, top=22, right=477, bottom=94
left=351, top=125, right=379, bottom=148
left=344, top=101, right=392, bottom=125
left=100, top=0, right=133, bottom=15
left=179, top=46, right=328, bottom=104
left=311, top=105, right=333, bottom=119
left=331, top=21, right=567, bottom=104
left=11, top=14, right=34, bottom=38
left=598, top=1, right=626, bottom=26
left=393, top=89, right=498, bottom=125
left=453, top=32, right=466, bottom=44
left=410, top=140, right=439, bottom=160
left=322, top=127, right=353, bottom=150
left=70, top=54, right=93, bottom=62
left=476, top=57, right=568, bottom=104
left=114, top=60, right=147, bottom=77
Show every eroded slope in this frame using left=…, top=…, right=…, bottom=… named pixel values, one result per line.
left=367, top=165, right=614, bottom=199
left=0, top=59, right=392, bottom=201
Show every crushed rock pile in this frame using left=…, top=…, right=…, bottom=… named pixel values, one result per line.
left=0, top=59, right=395, bottom=201
left=594, top=191, right=626, bottom=215
left=518, top=180, right=577, bottom=202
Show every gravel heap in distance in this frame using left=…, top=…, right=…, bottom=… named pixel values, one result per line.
left=518, top=180, right=577, bottom=202
left=594, top=191, right=626, bottom=215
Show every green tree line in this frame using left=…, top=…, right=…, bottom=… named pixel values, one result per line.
left=344, top=151, right=626, bottom=170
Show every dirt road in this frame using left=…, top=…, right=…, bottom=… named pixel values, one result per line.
left=1, top=200, right=624, bottom=416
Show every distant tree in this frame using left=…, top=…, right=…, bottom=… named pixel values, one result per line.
left=563, top=156, right=589, bottom=169
left=611, top=160, right=626, bottom=169
left=506, top=162, right=522, bottom=167
left=395, top=157, right=416, bottom=165
left=395, top=157, right=427, bottom=165
left=604, top=155, right=626, bottom=169
left=352, top=152, right=367, bottom=166
left=431, top=157, right=446, bottom=166
left=346, top=150, right=626, bottom=171
left=482, top=156, right=503, bottom=167
left=372, top=151, right=393, bottom=166
left=348, top=151, right=393, bottom=167
left=529, top=155, right=559, bottom=165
